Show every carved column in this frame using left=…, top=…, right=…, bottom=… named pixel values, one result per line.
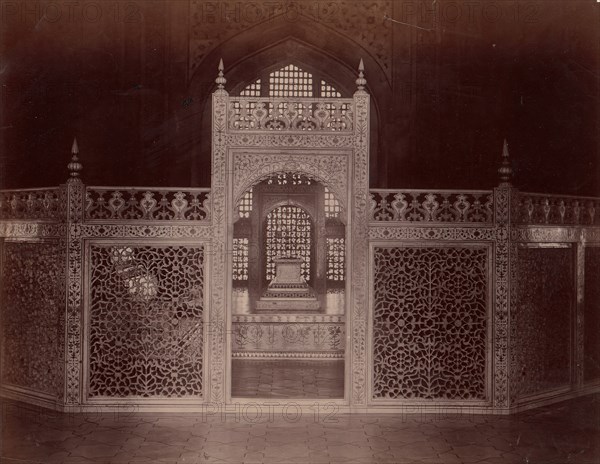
left=209, top=61, right=228, bottom=404
left=350, top=62, right=370, bottom=406
left=494, top=140, right=517, bottom=409
left=64, top=143, right=84, bottom=406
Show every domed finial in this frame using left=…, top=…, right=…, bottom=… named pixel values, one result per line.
left=67, top=137, right=82, bottom=182
left=356, top=58, right=367, bottom=93
left=498, top=138, right=512, bottom=185
left=216, top=58, right=226, bottom=90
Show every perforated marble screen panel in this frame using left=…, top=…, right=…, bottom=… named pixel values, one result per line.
left=372, top=246, right=488, bottom=400
left=515, top=246, right=573, bottom=398
left=584, top=246, right=600, bottom=383
left=0, top=241, right=65, bottom=397
left=87, top=245, right=204, bottom=398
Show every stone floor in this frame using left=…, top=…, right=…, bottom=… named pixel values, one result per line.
left=1, top=394, right=599, bottom=464
left=231, top=360, right=344, bottom=398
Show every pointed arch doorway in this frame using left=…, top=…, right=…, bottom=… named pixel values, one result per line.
left=208, top=59, right=370, bottom=408
left=231, top=171, right=346, bottom=399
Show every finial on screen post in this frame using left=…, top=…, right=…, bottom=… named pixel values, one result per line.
left=216, top=58, right=226, bottom=90
left=67, top=137, right=82, bottom=181
left=356, top=58, right=367, bottom=92
left=498, top=138, right=513, bottom=186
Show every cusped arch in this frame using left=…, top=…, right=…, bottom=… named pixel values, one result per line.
left=233, top=159, right=348, bottom=214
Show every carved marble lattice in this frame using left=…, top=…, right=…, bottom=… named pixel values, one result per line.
left=372, top=246, right=488, bottom=400
left=369, top=190, right=494, bottom=223
left=0, top=188, right=60, bottom=220
left=515, top=247, right=573, bottom=399
left=327, top=237, right=345, bottom=281
left=232, top=237, right=249, bottom=281
left=1, top=241, right=64, bottom=396
left=85, top=188, right=210, bottom=222
left=584, top=246, right=600, bottom=382
left=88, top=245, right=204, bottom=398
left=228, top=99, right=354, bottom=132
left=265, top=205, right=312, bottom=281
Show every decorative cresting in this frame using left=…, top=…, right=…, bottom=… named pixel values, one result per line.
left=88, top=245, right=204, bottom=398
left=212, top=59, right=371, bottom=405
left=0, top=188, right=61, bottom=221
left=516, top=193, right=600, bottom=226
left=228, top=99, right=354, bottom=132
left=514, top=247, right=573, bottom=400
left=372, top=246, right=488, bottom=400
left=0, top=241, right=65, bottom=397
left=369, top=190, right=494, bottom=223
left=85, top=188, right=210, bottom=222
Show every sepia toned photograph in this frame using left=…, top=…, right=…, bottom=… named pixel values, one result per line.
left=0, top=0, right=599, bottom=463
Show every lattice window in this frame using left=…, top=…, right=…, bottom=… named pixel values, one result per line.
left=270, top=64, right=312, bottom=97
left=325, top=187, right=341, bottom=218
left=372, top=246, right=488, bottom=400
left=233, top=238, right=249, bottom=281
left=321, top=80, right=341, bottom=98
left=1, top=241, right=64, bottom=394
left=237, top=64, right=343, bottom=98
left=88, top=245, right=204, bottom=398
left=238, top=189, right=253, bottom=218
left=516, top=247, right=572, bottom=397
left=327, top=238, right=345, bottom=281
left=240, top=79, right=261, bottom=97
left=265, top=206, right=312, bottom=281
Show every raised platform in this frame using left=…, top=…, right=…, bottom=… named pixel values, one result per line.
left=255, top=256, right=321, bottom=311
left=255, top=287, right=321, bottom=311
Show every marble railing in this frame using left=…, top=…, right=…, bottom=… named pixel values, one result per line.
left=84, top=187, right=211, bottom=222
left=369, top=189, right=494, bottom=224
left=516, top=192, right=600, bottom=226
left=0, top=188, right=61, bottom=221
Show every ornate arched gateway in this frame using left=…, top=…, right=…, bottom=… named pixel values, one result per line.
left=1, top=60, right=600, bottom=415
left=210, top=60, right=371, bottom=406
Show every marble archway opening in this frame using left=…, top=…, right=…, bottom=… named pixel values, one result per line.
left=230, top=174, right=346, bottom=399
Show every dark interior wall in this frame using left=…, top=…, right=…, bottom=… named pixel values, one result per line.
left=0, top=0, right=598, bottom=194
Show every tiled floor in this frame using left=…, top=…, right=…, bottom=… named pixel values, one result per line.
left=231, top=360, right=344, bottom=399
left=1, top=394, right=599, bottom=463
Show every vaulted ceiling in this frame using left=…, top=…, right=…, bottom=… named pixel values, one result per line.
left=0, top=0, right=598, bottom=194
